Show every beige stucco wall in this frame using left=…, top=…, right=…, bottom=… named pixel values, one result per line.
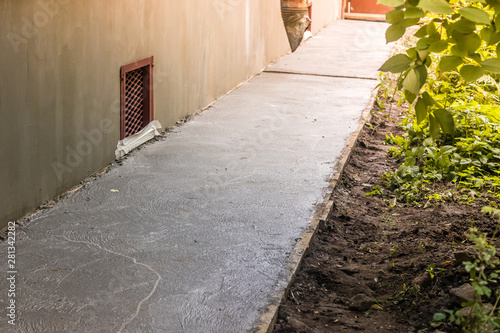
left=0, top=0, right=341, bottom=227
left=311, top=0, right=343, bottom=33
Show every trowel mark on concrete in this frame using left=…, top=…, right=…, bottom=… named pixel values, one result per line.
left=57, top=235, right=162, bottom=333
left=55, top=256, right=106, bottom=289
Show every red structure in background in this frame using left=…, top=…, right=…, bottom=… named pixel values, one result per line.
left=344, top=0, right=392, bottom=20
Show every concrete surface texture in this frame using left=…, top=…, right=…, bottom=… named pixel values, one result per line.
left=0, top=20, right=390, bottom=333
left=267, top=19, right=389, bottom=79
left=0, top=0, right=342, bottom=228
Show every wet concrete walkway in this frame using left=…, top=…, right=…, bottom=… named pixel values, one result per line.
left=0, top=20, right=390, bottom=333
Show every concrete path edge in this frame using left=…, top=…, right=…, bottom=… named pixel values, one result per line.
left=256, top=87, right=380, bottom=333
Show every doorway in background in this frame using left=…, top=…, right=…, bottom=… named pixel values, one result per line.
left=344, top=0, right=391, bottom=21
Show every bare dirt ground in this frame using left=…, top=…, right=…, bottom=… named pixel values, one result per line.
left=273, top=104, right=498, bottom=333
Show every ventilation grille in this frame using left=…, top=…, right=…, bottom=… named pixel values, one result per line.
left=124, top=68, right=145, bottom=137
left=120, top=56, right=154, bottom=140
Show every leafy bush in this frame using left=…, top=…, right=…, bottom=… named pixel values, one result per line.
left=383, top=90, right=500, bottom=204
left=378, top=0, right=500, bottom=137
left=377, top=0, right=500, bottom=204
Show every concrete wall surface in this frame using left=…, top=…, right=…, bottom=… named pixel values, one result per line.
left=0, top=0, right=342, bottom=228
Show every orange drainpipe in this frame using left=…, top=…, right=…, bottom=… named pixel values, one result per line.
left=281, top=0, right=312, bottom=52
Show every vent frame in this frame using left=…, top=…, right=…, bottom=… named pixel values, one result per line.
left=120, top=56, right=154, bottom=139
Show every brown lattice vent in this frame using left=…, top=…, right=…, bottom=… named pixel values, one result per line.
left=120, top=57, right=154, bottom=139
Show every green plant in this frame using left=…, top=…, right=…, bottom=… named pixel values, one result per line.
left=378, top=0, right=500, bottom=139
left=366, top=185, right=384, bottom=196
left=433, top=209, right=500, bottom=332
left=376, top=1, right=500, bottom=205
left=426, top=263, right=444, bottom=278
left=392, top=283, right=421, bottom=305
left=383, top=102, right=500, bottom=203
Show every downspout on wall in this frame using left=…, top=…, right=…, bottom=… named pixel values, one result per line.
left=281, top=0, right=312, bottom=52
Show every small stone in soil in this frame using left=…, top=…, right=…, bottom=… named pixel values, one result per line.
left=287, top=317, right=308, bottom=331
left=349, top=294, right=372, bottom=311
left=450, top=283, right=475, bottom=303
left=454, top=248, right=476, bottom=264
left=340, top=264, right=360, bottom=275
left=457, top=306, right=471, bottom=317
left=412, top=271, right=431, bottom=288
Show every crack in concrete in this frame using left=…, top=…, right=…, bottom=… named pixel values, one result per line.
left=56, top=236, right=162, bottom=333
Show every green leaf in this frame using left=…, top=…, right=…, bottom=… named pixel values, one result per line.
left=460, top=64, right=485, bottom=81
left=433, top=313, right=447, bottom=321
left=417, top=49, right=430, bottom=60
left=386, top=23, right=406, bottom=43
left=481, top=58, right=500, bottom=73
left=415, top=98, right=428, bottom=124
left=489, top=31, right=500, bottom=45
left=497, top=44, right=500, bottom=57
left=429, top=115, right=441, bottom=141
left=450, top=45, right=468, bottom=57
left=428, top=40, right=448, bottom=53
left=426, top=22, right=438, bottom=36
left=416, top=37, right=431, bottom=50
left=404, top=90, right=417, bottom=104
left=424, top=56, right=433, bottom=67
left=480, top=27, right=493, bottom=44
left=418, top=0, right=453, bottom=15
left=430, top=321, right=443, bottom=328
left=405, top=7, right=425, bottom=19
left=458, top=7, right=491, bottom=25
left=414, top=24, right=429, bottom=37
left=406, top=47, right=418, bottom=60
left=469, top=52, right=482, bottom=63
left=452, top=18, right=477, bottom=34
left=454, top=32, right=481, bottom=52
left=482, top=286, right=492, bottom=298
left=439, top=56, right=464, bottom=72
left=403, top=68, right=422, bottom=95
left=434, top=109, right=455, bottom=135
left=403, top=18, right=421, bottom=28
left=422, top=91, right=435, bottom=105
left=377, top=0, right=404, bottom=7
left=379, top=54, right=413, bottom=73
left=386, top=9, right=405, bottom=24
left=415, top=65, right=428, bottom=87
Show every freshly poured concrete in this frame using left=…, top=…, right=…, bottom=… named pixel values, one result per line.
left=0, top=20, right=390, bottom=333
left=267, top=20, right=389, bottom=79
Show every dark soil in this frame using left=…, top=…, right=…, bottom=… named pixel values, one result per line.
left=273, top=105, right=499, bottom=333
